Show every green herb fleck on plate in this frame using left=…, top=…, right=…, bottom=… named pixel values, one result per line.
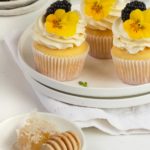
left=78, top=81, right=88, bottom=87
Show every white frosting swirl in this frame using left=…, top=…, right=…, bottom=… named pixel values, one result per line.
left=32, top=14, right=86, bottom=49
left=112, top=18, right=150, bottom=54
left=82, top=0, right=130, bottom=30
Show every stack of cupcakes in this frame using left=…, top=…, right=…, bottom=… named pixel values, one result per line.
left=31, top=0, right=150, bottom=86
left=112, top=1, right=150, bottom=85
left=32, top=0, right=89, bottom=81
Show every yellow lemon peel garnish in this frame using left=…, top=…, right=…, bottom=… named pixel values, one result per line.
left=45, top=9, right=79, bottom=37
left=123, top=9, right=150, bottom=39
left=84, top=0, right=116, bottom=21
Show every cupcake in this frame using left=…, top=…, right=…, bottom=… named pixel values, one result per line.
left=32, top=0, right=89, bottom=81
left=112, top=1, right=150, bottom=85
left=81, top=0, right=129, bottom=59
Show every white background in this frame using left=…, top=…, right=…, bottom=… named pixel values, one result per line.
left=0, top=0, right=150, bottom=149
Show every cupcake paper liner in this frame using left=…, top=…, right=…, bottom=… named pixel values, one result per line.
left=86, top=31, right=113, bottom=59
left=112, top=56, right=150, bottom=85
left=32, top=47, right=88, bottom=81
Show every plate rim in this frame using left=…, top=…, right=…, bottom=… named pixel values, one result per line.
left=0, top=0, right=37, bottom=9
left=0, top=0, right=48, bottom=16
left=24, top=73, right=150, bottom=109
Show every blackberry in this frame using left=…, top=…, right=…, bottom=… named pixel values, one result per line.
left=44, top=0, right=71, bottom=20
left=121, top=1, right=146, bottom=22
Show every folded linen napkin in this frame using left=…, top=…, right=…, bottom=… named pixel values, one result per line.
left=3, top=30, right=150, bottom=135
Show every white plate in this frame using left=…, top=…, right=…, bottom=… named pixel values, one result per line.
left=24, top=73, right=150, bottom=108
left=18, top=25, right=150, bottom=98
left=0, top=0, right=48, bottom=16
left=0, top=112, right=85, bottom=150
left=0, top=0, right=37, bottom=9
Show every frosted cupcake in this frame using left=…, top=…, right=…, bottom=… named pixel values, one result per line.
left=112, top=1, right=150, bottom=85
left=81, top=0, right=129, bottom=59
left=32, top=0, right=89, bottom=81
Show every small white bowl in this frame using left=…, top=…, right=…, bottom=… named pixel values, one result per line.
left=0, top=112, right=86, bottom=150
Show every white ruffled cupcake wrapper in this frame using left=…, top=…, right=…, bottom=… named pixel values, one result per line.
left=87, top=31, right=113, bottom=59
left=112, top=56, right=150, bottom=85
left=32, top=47, right=88, bottom=81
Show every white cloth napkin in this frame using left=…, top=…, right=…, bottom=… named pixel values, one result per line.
left=3, top=30, right=150, bottom=135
